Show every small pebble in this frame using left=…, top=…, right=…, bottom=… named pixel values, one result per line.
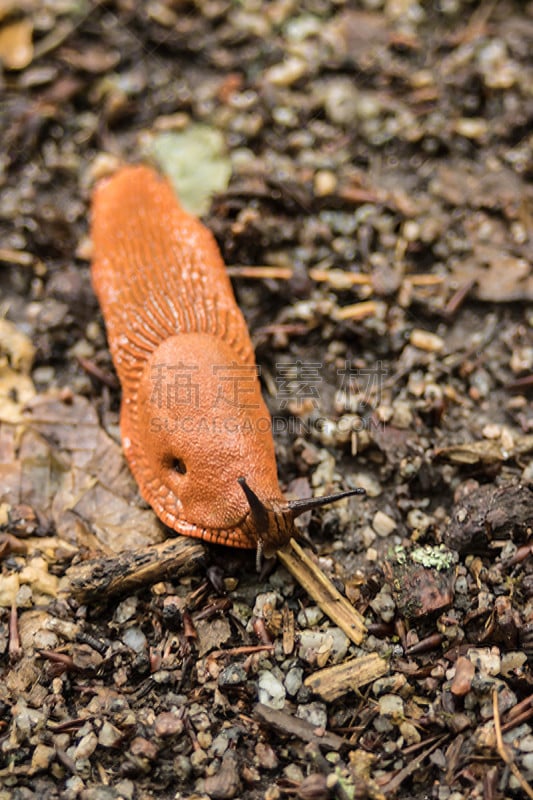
left=297, top=606, right=324, bottom=627
left=30, top=744, right=55, bottom=773
left=378, top=694, right=404, bottom=722
left=284, top=667, right=303, bottom=697
left=114, top=596, right=138, bottom=624
left=72, top=731, right=98, bottom=762
left=451, top=656, right=475, bottom=696
left=257, top=671, right=286, bottom=710
left=323, top=78, right=360, bottom=125
left=264, top=57, right=307, bottom=86
left=453, top=117, right=488, bottom=139
left=372, top=510, right=397, bottom=537
left=154, top=711, right=184, bottom=738
left=255, top=741, right=278, bottom=770
left=121, top=626, right=147, bottom=654
left=313, top=170, right=337, bottom=196
left=130, top=736, right=158, bottom=760
left=410, top=329, right=444, bottom=352
left=407, top=508, right=433, bottom=533
left=218, top=663, right=247, bottom=688
left=98, top=722, right=123, bottom=748
left=370, top=588, right=396, bottom=623
left=296, top=702, right=328, bottom=729
left=400, top=721, right=422, bottom=745
left=468, top=647, right=501, bottom=676
left=482, top=424, right=501, bottom=439
left=210, top=733, right=230, bottom=758
left=298, top=628, right=349, bottom=665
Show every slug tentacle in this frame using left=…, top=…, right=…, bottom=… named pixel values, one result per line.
left=237, top=477, right=366, bottom=557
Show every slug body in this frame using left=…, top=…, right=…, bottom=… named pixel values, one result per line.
left=91, top=166, right=362, bottom=555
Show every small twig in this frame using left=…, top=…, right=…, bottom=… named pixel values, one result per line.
left=406, top=275, right=445, bottom=287
left=0, top=248, right=34, bottom=266
left=226, top=266, right=293, bottom=280
left=505, top=693, right=533, bottom=722
left=209, top=644, right=274, bottom=659
left=405, top=633, right=444, bottom=656
left=309, top=268, right=372, bottom=288
left=379, top=736, right=448, bottom=794
left=254, top=703, right=347, bottom=751
left=505, top=374, right=533, bottom=392
left=442, top=279, right=476, bottom=318
left=493, top=688, right=533, bottom=799
left=334, top=300, right=379, bottom=321
left=77, top=356, right=119, bottom=389
left=502, top=706, right=533, bottom=734
left=9, top=604, right=22, bottom=662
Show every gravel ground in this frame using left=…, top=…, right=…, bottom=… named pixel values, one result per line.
left=1, top=1, right=533, bottom=799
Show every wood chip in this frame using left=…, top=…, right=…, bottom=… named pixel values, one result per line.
left=304, top=653, right=388, bottom=701
left=282, top=605, right=295, bottom=656
left=277, top=539, right=366, bottom=645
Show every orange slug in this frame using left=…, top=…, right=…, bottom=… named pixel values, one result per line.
left=90, top=165, right=363, bottom=557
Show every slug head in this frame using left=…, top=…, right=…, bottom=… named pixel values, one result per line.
left=237, top=477, right=366, bottom=558
left=130, top=333, right=285, bottom=545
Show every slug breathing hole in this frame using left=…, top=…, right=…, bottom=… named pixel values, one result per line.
left=172, top=458, right=187, bottom=475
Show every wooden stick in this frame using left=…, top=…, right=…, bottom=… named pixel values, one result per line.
left=277, top=539, right=366, bottom=645
left=65, top=537, right=206, bottom=603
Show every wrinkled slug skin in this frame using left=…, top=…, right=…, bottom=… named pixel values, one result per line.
left=90, top=166, right=285, bottom=548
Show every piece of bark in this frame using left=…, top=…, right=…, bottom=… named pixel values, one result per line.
left=304, top=653, right=388, bottom=702
left=64, top=537, right=206, bottom=602
left=254, top=703, right=347, bottom=752
left=277, top=539, right=366, bottom=644
left=444, top=483, right=533, bottom=554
